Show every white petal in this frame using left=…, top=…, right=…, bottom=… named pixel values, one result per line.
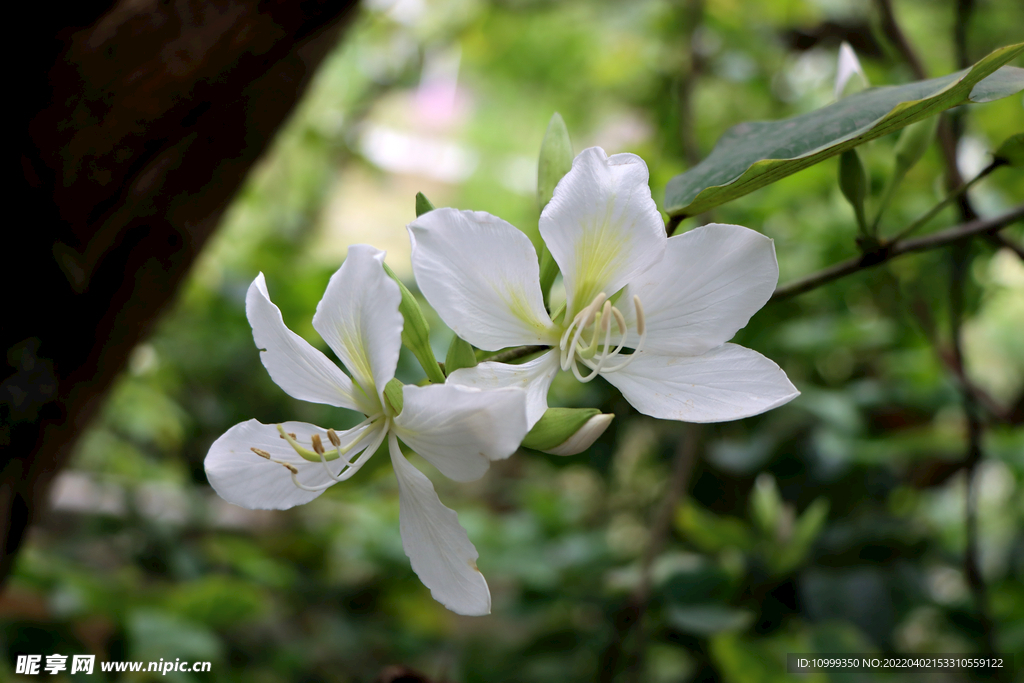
left=835, top=41, right=868, bottom=99
left=389, top=433, right=491, bottom=616
left=620, top=224, right=778, bottom=356
left=602, top=344, right=799, bottom=423
left=392, top=383, right=528, bottom=483
left=247, top=274, right=364, bottom=411
left=313, top=245, right=402, bottom=409
left=540, top=147, right=666, bottom=317
left=408, top=208, right=557, bottom=351
left=204, top=419, right=377, bottom=509
left=447, top=349, right=561, bottom=429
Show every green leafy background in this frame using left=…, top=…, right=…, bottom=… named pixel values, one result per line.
left=4, top=0, right=1023, bottom=682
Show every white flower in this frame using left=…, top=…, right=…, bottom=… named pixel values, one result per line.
left=204, top=245, right=529, bottom=616
left=835, top=41, right=868, bottom=99
left=408, top=147, right=798, bottom=427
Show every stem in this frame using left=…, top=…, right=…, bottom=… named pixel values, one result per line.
left=889, top=162, right=999, bottom=242
left=771, top=205, right=1024, bottom=301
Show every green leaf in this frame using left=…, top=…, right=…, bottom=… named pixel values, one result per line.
left=994, top=133, right=1024, bottom=167
left=382, top=263, right=446, bottom=384
left=667, top=605, right=755, bottom=637
left=445, top=335, right=477, bottom=374
left=665, top=43, right=1024, bottom=217
left=750, top=473, right=783, bottom=536
left=675, top=501, right=753, bottom=553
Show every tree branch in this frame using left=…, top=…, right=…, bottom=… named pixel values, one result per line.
left=771, top=205, right=1024, bottom=301
left=874, top=0, right=927, bottom=79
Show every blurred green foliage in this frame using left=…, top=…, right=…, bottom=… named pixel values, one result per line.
left=4, top=0, right=1024, bottom=681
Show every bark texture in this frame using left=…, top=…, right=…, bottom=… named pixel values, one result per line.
left=3, top=0, right=359, bottom=584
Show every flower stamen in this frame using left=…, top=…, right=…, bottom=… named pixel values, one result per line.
left=559, top=293, right=647, bottom=379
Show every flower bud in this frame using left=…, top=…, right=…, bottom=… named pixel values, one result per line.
left=838, top=148, right=868, bottom=233
left=384, top=378, right=405, bottom=416
left=893, top=115, right=939, bottom=178
left=445, top=335, right=477, bottom=374
left=834, top=41, right=868, bottom=100
left=415, top=191, right=436, bottom=217
left=521, top=407, right=613, bottom=456
left=383, top=263, right=446, bottom=384
left=538, top=113, right=573, bottom=305
left=538, top=112, right=573, bottom=210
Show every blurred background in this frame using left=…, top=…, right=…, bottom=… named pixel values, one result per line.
left=4, top=0, right=1023, bottom=680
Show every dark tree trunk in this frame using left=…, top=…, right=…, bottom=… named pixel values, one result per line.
left=2, top=0, right=360, bottom=584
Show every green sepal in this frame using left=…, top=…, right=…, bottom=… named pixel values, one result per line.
left=994, top=133, right=1024, bottom=167
left=415, top=192, right=436, bottom=217
left=383, top=378, right=405, bottom=416
left=445, top=335, right=477, bottom=375
left=838, top=149, right=868, bottom=234
left=522, top=407, right=600, bottom=451
left=537, top=113, right=573, bottom=306
left=382, top=263, right=446, bottom=384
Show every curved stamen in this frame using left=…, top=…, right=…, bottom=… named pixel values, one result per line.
left=599, top=296, right=647, bottom=373
left=561, top=292, right=605, bottom=371
left=332, top=420, right=390, bottom=482
left=315, top=421, right=377, bottom=482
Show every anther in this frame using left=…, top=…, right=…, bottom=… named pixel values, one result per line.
left=633, top=296, right=646, bottom=336
left=327, top=428, right=341, bottom=447
left=311, top=434, right=325, bottom=456
left=251, top=447, right=272, bottom=459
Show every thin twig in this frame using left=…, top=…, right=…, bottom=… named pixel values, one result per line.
left=888, top=162, right=999, bottom=242
left=874, top=0, right=927, bottom=79
left=771, top=205, right=1024, bottom=301
left=986, top=232, right=1024, bottom=261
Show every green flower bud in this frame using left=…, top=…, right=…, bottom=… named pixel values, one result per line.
left=994, top=133, right=1024, bottom=167
left=445, top=335, right=477, bottom=374
left=538, top=112, right=573, bottom=210
left=383, top=263, right=446, bottom=384
left=522, top=407, right=613, bottom=455
left=838, top=148, right=868, bottom=233
left=537, top=113, right=573, bottom=305
left=415, top=192, right=436, bottom=217
left=893, top=115, right=939, bottom=178
left=384, top=378, right=404, bottom=416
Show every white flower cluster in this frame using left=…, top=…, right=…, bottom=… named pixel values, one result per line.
left=205, top=146, right=798, bottom=616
